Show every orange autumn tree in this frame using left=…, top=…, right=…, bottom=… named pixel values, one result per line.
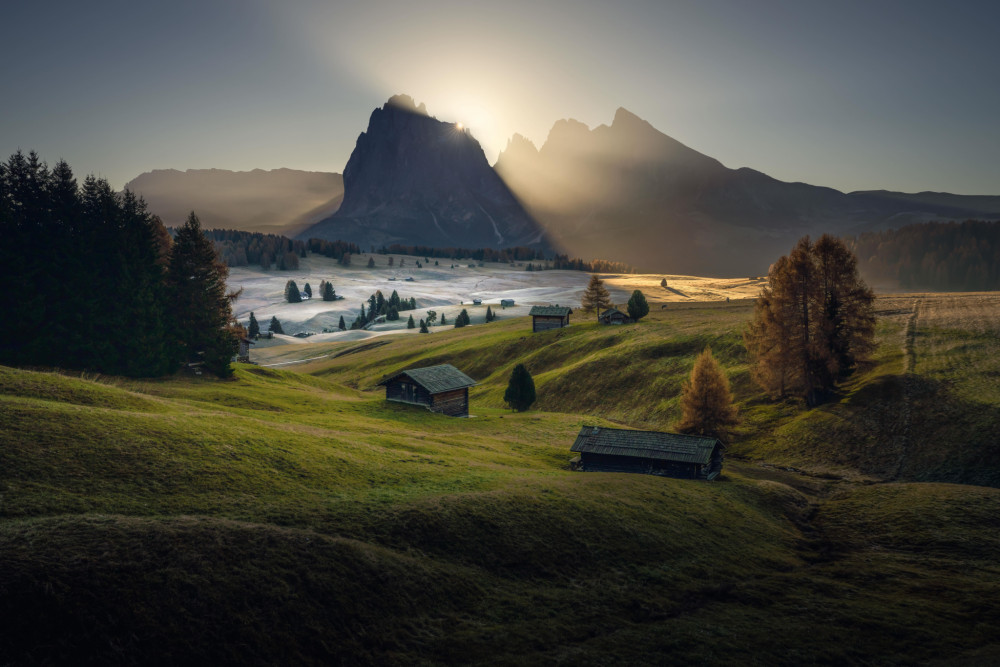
left=676, top=347, right=739, bottom=442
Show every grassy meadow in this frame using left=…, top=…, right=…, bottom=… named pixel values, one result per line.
left=2, top=294, right=1000, bottom=664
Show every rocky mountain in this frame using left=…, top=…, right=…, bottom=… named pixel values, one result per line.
left=125, top=168, right=344, bottom=236
left=298, top=95, right=549, bottom=251
left=495, top=108, right=1000, bottom=276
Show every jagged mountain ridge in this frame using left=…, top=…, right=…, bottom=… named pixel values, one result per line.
left=125, top=168, right=344, bottom=236
left=298, top=95, right=549, bottom=251
left=495, top=108, right=1000, bottom=275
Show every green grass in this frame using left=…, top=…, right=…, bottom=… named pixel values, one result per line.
left=3, top=296, right=1000, bottom=664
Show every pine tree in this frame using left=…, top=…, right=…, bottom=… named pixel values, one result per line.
left=167, top=212, right=238, bottom=377
left=269, top=316, right=284, bottom=335
left=581, top=274, right=612, bottom=320
left=626, top=289, right=650, bottom=321
left=248, top=312, right=260, bottom=338
left=486, top=306, right=494, bottom=322
left=323, top=282, right=336, bottom=301
left=419, top=319, right=429, bottom=333
left=367, top=256, right=375, bottom=268
left=338, top=315, right=346, bottom=331
left=503, top=363, right=536, bottom=412
left=407, top=314, right=415, bottom=329
left=440, top=313, right=447, bottom=326
left=284, top=280, right=302, bottom=303
left=454, top=309, right=470, bottom=328
left=303, top=283, right=312, bottom=299
left=676, top=347, right=739, bottom=441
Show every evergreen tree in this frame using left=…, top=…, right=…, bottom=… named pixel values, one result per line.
left=248, top=312, right=260, bottom=338
left=660, top=278, right=668, bottom=288
left=322, top=282, right=336, bottom=301
left=419, top=319, right=429, bottom=333
left=407, top=314, right=415, bottom=329
left=269, top=316, right=284, bottom=334
left=338, top=315, right=346, bottom=331
left=454, top=309, right=470, bottom=328
left=284, top=280, right=302, bottom=303
left=676, top=347, right=739, bottom=442
left=167, top=212, right=238, bottom=377
left=486, top=306, right=494, bottom=322
left=581, top=274, right=612, bottom=320
left=440, top=313, right=447, bottom=326
left=503, top=363, right=536, bottom=412
left=303, top=283, right=312, bottom=299
left=367, top=256, right=375, bottom=268
left=626, top=289, right=650, bottom=321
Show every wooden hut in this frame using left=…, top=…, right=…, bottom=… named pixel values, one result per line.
left=570, top=425, right=724, bottom=480
left=598, top=308, right=632, bottom=325
left=529, top=305, right=572, bottom=332
left=237, top=337, right=254, bottom=363
left=377, top=364, right=476, bottom=417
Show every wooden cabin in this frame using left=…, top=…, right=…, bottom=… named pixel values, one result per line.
left=599, top=308, right=632, bottom=325
left=500, top=299, right=515, bottom=308
left=528, top=305, right=572, bottom=333
left=377, top=364, right=476, bottom=417
left=237, top=337, right=254, bottom=363
left=570, top=425, right=724, bottom=480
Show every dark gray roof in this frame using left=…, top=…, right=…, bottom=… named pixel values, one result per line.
left=529, top=306, right=572, bottom=317
left=600, top=308, right=626, bottom=318
left=570, top=426, right=721, bottom=465
left=377, top=364, right=476, bottom=393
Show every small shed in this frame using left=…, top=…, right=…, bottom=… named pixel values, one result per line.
left=599, top=308, right=632, bottom=325
left=500, top=299, right=515, bottom=308
left=377, top=364, right=476, bottom=417
left=570, top=425, right=724, bottom=480
left=237, top=337, right=254, bottom=363
left=529, top=305, right=572, bottom=333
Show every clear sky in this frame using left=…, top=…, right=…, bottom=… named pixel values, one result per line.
left=3, top=0, right=998, bottom=194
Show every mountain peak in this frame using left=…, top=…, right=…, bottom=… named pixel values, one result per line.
left=385, top=94, right=428, bottom=116
left=612, top=106, right=643, bottom=126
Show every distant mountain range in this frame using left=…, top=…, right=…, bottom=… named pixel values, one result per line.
left=126, top=98, right=1000, bottom=276
left=299, top=95, right=548, bottom=251
left=494, top=108, right=1000, bottom=275
left=124, top=168, right=343, bottom=235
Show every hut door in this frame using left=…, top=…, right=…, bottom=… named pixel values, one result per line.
left=402, top=383, right=414, bottom=402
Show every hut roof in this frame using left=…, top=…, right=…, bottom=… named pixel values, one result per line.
left=570, top=426, right=721, bottom=465
left=600, top=308, right=627, bottom=318
left=529, top=306, right=572, bottom=317
left=377, top=364, right=476, bottom=394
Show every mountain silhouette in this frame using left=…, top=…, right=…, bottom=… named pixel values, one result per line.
left=298, top=95, right=549, bottom=251
left=495, top=108, right=1000, bottom=275
left=125, top=168, right=343, bottom=236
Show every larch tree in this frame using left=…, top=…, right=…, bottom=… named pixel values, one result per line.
left=581, top=274, right=612, bottom=320
left=676, top=347, right=739, bottom=442
left=744, top=235, right=875, bottom=404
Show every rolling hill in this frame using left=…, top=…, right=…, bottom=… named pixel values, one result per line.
left=3, top=292, right=1000, bottom=664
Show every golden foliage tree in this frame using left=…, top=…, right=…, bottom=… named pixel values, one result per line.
left=676, top=347, right=739, bottom=441
left=581, top=274, right=612, bottom=320
left=744, top=235, right=875, bottom=404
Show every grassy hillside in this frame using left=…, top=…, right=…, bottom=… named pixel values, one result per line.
left=3, top=294, right=1000, bottom=664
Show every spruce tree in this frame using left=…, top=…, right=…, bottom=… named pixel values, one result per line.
left=407, top=314, right=415, bottom=329
left=323, top=282, right=336, bottom=301
left=284, top=280, right=301, bottom=303
left=676, top=347, right=739, bottom=441
left=626, top=289, right=650, bottom=321
left=338, top=315, right=346, bottom=331
left=486, top=305, right=494, bottom=322
left=248, top=312, right=260, bottom=338
left=581, top=274, right=612, bottom=320
left=303, top=283, right=312, bottom=299
left=269, top=316, right=284, bottom=335
left=503, top=363, right=536, bottom=412
left=440, top=313, right=447, bottom=326
left=367, top=256, right=375, bottom=268
left=419, top=319, right=429, bottom=333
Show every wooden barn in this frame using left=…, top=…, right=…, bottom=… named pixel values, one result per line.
left=599, top=308, right=632, bottom=325
left=237, top=337, right=254, bottom=363
left=377, top=364, right=476, bottom=417
left=570, top=426, right=724, bottom=480
left=529, top=305, right=572, bottom=332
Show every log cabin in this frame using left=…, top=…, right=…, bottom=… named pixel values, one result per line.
left=598, top=308, right=632, bottom=325
left=377, top=364, right=477, bottom=417
left=570, top=425, right=724, bottom=480
left=528, top=305, right=572, bottom=332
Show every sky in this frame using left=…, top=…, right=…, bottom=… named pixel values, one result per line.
left=3, top=0, right=999, bottom=194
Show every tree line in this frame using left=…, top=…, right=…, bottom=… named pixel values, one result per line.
left=195, top=228, right=308, bottom=271
left=849, top=220, right=1000, bottom=291
left=0, top=151, right=239, bottom=377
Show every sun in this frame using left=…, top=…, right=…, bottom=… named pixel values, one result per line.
left=456, top=122, right=464, bottom=130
